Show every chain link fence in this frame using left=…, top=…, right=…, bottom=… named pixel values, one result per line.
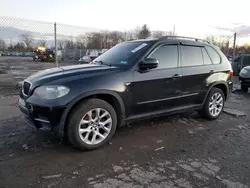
left=0, top=17, right=110, bottom=96
left=1, top=17, right=244, bottom=97
left=0, top=17, right=53, bottom=96
left=0, top=17, right=189, bottom=97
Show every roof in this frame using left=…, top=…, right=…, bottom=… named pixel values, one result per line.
left=158, top=36, right=209, bottom=44
left=127, top=36, right=211, bottom=46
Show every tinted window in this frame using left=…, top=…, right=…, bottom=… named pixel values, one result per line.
left=93, top=42, right=153, bottom=66
left=148, top=45, right=178, bottom=69
left=181, top=46, right=203, bottom=67
left=202, top=48, right=212, bottom=65
left=205, top=46, right=221, bottom=64
left=243, top=56, right=250, bottom=67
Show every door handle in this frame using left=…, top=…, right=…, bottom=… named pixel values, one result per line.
left=172, top=74, right=182, bottom=79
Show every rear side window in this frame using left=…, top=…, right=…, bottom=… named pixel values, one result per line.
left=148, top=45, right=178, bottom=69
left=202, top=48, right=212, bottom=65
left=181, top=46, right=203, bottom=67
left=205, top=46, right=221, bottom=64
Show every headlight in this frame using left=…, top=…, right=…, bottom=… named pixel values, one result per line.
left=34, top=85, right=70, bottom=99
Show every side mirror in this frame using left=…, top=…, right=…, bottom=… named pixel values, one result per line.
left=139, top=58, right=158, bottom=70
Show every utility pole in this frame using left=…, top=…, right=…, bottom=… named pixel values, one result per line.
left=226, top=41, right=229, bottom=57
left=173, top=25, right=175, bottom=36
left=54, top=22, right=58, bottom=67
left=232, top=32, right=236, bottom=61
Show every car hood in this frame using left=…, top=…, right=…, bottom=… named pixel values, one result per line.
left=240, top=66, right=250, bottom=78
left=25, top=64, right=117, bottom=87
left=242, top=66, right=250, bottom=71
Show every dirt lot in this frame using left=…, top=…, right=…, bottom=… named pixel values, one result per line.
left=0, top=57, right=74, bottom=96
left=0, top=75, right=250, bottom=188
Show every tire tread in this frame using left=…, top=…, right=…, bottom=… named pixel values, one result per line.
left=67, top=98, right=117, bottom=150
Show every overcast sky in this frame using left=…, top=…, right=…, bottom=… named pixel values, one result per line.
left=1, top=0, right=250, bottom=44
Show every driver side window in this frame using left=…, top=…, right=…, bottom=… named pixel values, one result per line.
left=148, top=45, right=178, bottom=69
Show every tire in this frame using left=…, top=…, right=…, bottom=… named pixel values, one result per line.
left=67, top=98, right=117, bottom=150
left=241, top=85, right=249, bottom=92
left=200, top=88, right=225, bottom=120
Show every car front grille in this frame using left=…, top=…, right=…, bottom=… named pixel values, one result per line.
left=22, top=81, right=31, bottom=96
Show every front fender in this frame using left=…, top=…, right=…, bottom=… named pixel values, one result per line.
left=55, top=89, right=125, bottom=137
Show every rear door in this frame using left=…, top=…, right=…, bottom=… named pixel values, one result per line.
left=180, top=44, right=214, bottom=105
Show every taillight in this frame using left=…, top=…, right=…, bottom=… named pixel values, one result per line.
left=230, top=71, right=234, bottom=77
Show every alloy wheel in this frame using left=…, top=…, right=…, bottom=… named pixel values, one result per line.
left=209, top=92, right=224, bottom=117
left=78, top=108, right=112, bottom=145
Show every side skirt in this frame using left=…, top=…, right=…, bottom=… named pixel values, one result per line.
left=124, top=104, right=203, bottom=125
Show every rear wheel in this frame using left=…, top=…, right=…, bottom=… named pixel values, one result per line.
left=67, top=99, right=117, bottom=150
left=200, top=88, right=225, bottom=120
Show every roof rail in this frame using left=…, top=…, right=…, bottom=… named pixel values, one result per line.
left=158, top=36, right=210, bottom=44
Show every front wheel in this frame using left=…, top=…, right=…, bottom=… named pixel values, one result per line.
left=67, top=99, right=117, bottom=150
left=200, top=88, right=225, bottom=120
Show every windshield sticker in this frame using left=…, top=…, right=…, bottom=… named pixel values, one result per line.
left=131, top=43, right=148, bottom=53
left=120, top=61, right=128, bottom=64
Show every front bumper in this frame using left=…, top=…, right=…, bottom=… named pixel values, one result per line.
left=18, top=97, right=65, bottom=132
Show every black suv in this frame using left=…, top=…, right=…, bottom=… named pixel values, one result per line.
left=19, top=36, right=233, bottom=150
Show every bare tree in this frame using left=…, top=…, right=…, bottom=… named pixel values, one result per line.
left=75, top=35, right=86, bottom=49
left=21, top=33, right=33, bottom=49
left=0, top=39, right=6, bottom=50
left=205, top=35, right=230, bottom=54
left=204, top=35, right=229, bottom=47
left=204, top=35, right=230, bottom=54
left=65, top=36, right=75, bottom=49
left=13, top=42, right=26, bottom=51
left=152, top=31, right=164, bottom=38
left=124, top=31, right=136, bottom=41
left=38, top=40, right=46, bottom=46
left=107, top=31, right=124, bottom=47
left=85, top=32, right=103, bottom=49
left=166, top=31, right=175, bottom=36
left=57, top=40, right=65, bottom=50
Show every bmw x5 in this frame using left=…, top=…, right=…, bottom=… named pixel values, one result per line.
left=19, top=36, right=233, bottom=150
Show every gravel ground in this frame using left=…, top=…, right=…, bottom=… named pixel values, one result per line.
left=0, top=60, right=249, bottom=188
left=0, top=91, right=250, bottom=188
left=0, top=57, right=76, bottom=96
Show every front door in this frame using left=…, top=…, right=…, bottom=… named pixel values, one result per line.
left=132, top=44, right=183, bottom=115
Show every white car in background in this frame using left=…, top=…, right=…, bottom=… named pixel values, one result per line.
left=79, top=55, right=98, bottom=64
left=79, top=50, right=106, bottom=64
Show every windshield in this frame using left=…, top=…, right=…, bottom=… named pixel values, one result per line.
left=93, top=41, right=153, bottom=66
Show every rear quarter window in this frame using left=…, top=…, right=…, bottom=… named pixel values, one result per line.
left=205, top=46, right=221, bottom=64
left=201, top=48, right=212, bottom=65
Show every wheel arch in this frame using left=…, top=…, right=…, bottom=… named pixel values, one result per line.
left=202, top=82, right=229, bottom=105
left=57, top=90, right=126, bottom=138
